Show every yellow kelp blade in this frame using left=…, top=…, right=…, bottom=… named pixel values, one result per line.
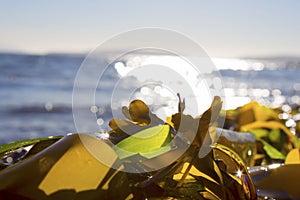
left=285, top=149, right=300, bottom=164
left=173, top=162, right=219, bottom=185
left=240, top=121, right=294, bottom=139
left=0, top=134, right=131, bottom=200
left=237, top=101, right=278, bottom=125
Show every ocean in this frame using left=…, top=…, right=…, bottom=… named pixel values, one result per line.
left=0, top=52, right=299, bottom=144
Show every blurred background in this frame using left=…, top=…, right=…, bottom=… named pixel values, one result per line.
left=0, top=1, right=299, bottom=144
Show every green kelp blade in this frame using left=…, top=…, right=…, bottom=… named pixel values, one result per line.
left=268, top=129, right=281, bottom=144
left=249, top=129, right=269, bottom=140
left=0, top=136, right=62, bottom=155
left=115, top=125, right=171, bottom=159
left=258, top=139, right=285, bottom=160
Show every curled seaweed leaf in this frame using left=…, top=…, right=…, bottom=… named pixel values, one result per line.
left=108, top=99, right=164, bottom=144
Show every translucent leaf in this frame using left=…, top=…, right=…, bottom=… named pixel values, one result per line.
left=0, top=134, right=131, bottom=199
left=115, top=125, right=171, bottom=159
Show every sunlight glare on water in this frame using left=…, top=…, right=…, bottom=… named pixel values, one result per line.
left=114, top=54, right=215, bottom=117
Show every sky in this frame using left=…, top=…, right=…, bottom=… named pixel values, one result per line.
left=0, top=0, right=300, bottom=58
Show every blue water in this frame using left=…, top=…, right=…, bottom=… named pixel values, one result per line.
left=0, top=52, right=299, bottom=144
left=0, top=53, right=85, bottom=144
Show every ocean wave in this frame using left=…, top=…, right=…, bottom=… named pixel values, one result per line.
left=2, top=104, right=115, bottom=119
left=6, top=104, right=72, bottom=114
